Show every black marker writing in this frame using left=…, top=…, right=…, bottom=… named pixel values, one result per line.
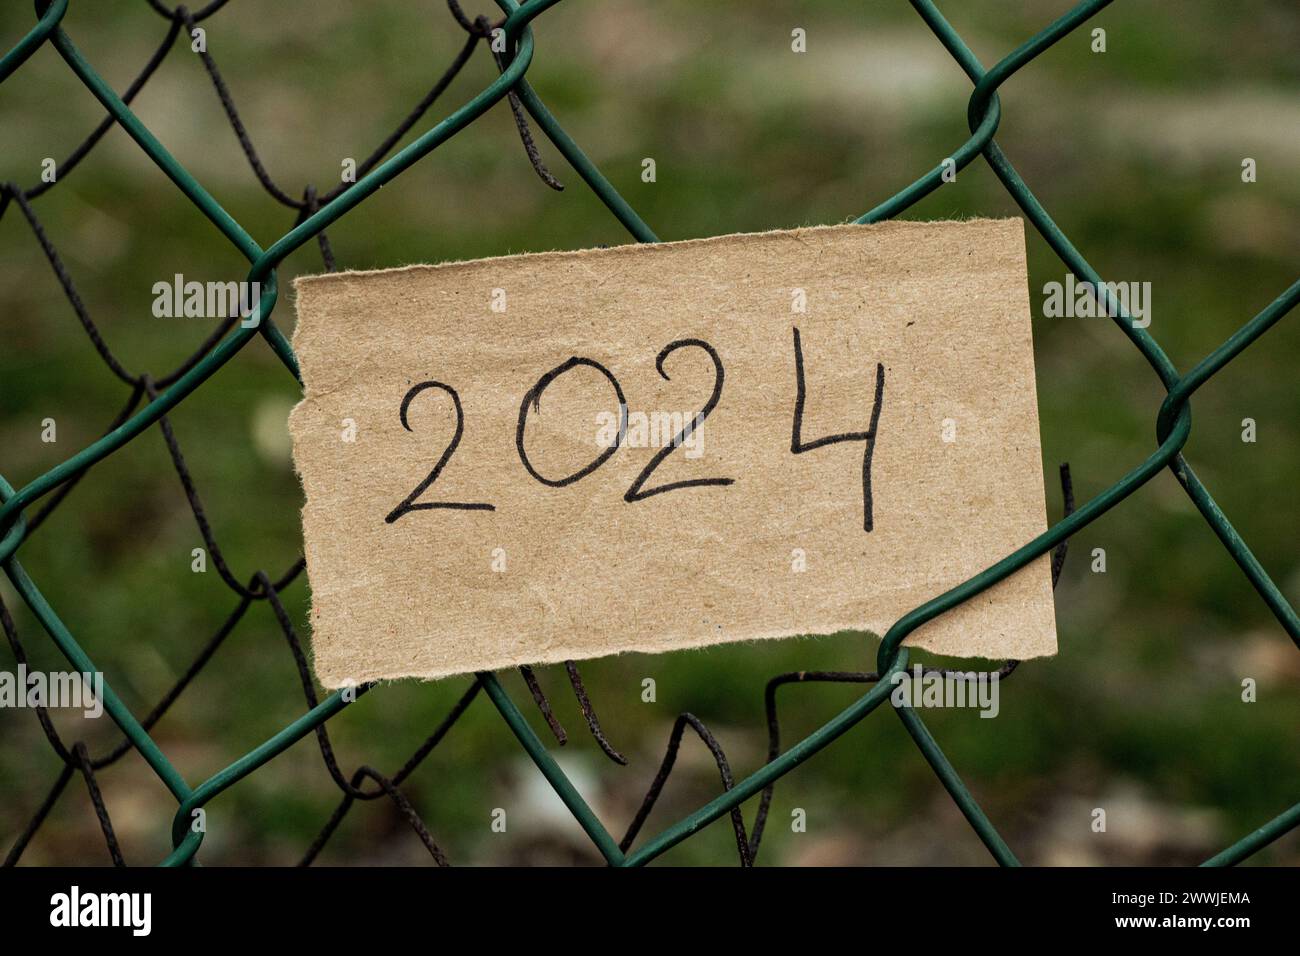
left=385, top=380, right=495, bottom=523
left=790, top=327, right=885, bottom=531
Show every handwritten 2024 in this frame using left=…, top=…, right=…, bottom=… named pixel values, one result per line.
left=384, top=328, right=886, bottom=530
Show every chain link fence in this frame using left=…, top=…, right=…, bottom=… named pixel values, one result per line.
left=1, top=0, right=1297, bottom=866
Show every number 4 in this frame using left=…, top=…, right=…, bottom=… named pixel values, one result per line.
left=790, top=327, right=885, bottom=532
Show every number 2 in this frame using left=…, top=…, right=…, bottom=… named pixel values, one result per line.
left=624, top=338, right=734, bottom=502
left=385, top=381, right=495, bottom=523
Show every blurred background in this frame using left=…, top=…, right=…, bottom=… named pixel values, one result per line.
left=1, top=0, right=1297, bottom=866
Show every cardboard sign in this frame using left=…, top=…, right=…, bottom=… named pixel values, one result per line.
left=289, top=219, right=1055, bottom=687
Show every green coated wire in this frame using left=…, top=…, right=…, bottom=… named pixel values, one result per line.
left=0, top=0, right=66, bottom=84
left=162, top=685, right=372, bottom=866
left=481, top=674, right=626, bottom=864
left=0, top=18, right=541, bottom=555
left=0, top=480, right=192, bottom=803
left=895, top=704, right=1019, bottom=866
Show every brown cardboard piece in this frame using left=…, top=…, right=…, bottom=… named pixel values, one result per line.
left=289, top=219, right=1055, bottom=687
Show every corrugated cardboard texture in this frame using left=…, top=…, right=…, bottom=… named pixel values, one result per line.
left=290, top=219, right=1055, bottom=686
